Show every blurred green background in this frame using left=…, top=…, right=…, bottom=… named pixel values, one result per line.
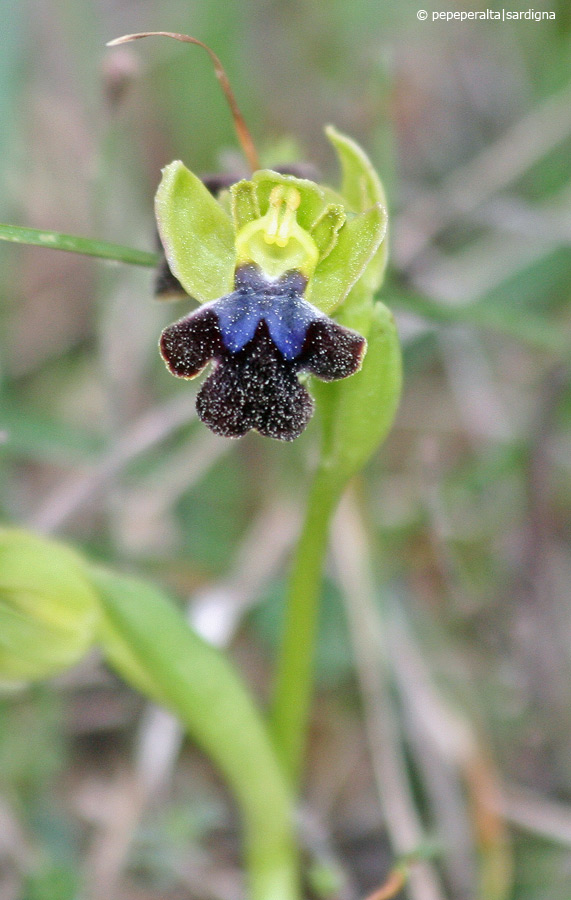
left=0, top=1, right=570, bottom=898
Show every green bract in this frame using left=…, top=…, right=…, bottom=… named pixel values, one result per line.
left=0, top=529, right=99, bottom=684
left=154, top=127, right=387, bottom=314
left=313, top=297, right=402, bottom=484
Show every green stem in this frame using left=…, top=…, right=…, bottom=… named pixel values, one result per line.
left=270, top=465, right=342, bottom=789
left=0, top=223, right=158, bottom=268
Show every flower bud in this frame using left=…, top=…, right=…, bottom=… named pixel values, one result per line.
left=0, top=529, right=99, bottom=684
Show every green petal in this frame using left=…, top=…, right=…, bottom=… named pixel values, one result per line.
left=310, top=203, right=346, bottom=260
left=326, top=126, right=389, bottom=291
left=155, top=160, right=235, bottom=303
left=231, top=179, right=260, bottom=231
left=307, top=204, right=387, bottom=314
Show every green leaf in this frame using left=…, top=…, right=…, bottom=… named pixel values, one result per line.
left=0, top=530, right=99, bottom=683
left=155, top=160, right=236, bottom=303
left=326, top=125, right=389, bottom=291
left=307, top=204, right=387, bottom=314
left=92, top=568, right=299, bottom=900
left=0, top=223, right=158, bottom=267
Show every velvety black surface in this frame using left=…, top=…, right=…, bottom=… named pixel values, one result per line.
left=196, top=321, right=315, bottom=440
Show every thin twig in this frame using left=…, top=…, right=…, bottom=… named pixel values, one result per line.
left=113, top=429, right=230, bottom=555
left=30, top=396, right=194, bottom=533
left=394, top=82, right=571, bottom=268
left=332, top=492, right=447, bottom=900
left=107, top=32, right=260, bottom=172
left=387, top=614, right=512, bottom=900
left=501, top=785, right=571, bottom=847
left=364, top=867, right=407, bottom=900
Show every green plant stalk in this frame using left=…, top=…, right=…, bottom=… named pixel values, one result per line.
left=0, top=223, right=158, bottom=268
left=270, top=465, right=343, bottom=788
left=271, top=295, right=402, bottom=791
left=92, top=568, right=300, bottom=900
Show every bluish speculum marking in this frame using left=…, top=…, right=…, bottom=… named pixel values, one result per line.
left=214, top=265, right=322, bottom=359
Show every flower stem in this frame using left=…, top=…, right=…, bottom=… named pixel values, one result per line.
left=270, top=464, right=342, bottom=789
left=0, top=223, right=158, bottom=267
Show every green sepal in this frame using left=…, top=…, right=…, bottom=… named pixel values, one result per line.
left=306, top=204, right=387, bottom=314
left=326, top=126, right=386, bottom=213
left=155, top=160, right=236, bottom=303
left=310, top=203, right=346, bottom=260
left=313, top=292, right=402, bottom=484
left=0, top=529, right=99, bottom=683
left=326, top=126, right=389, bottom=291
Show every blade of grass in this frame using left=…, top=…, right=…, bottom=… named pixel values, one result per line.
left=332, top=493, right=447, bottom=900
left=391, top=290, right=569, bottom=357
left=0, top=405, right=103, bottom=464
left=0, top=223, right=158, bottom=268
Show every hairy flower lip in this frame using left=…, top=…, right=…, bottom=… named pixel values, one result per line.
left=159, top=264, right=366, bottom=441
